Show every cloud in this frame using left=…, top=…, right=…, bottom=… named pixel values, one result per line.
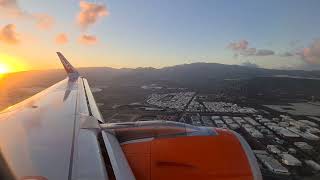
left=241, top=48, right=256, bottom=56
left=78, top=34, right=97, bottom=45
left=0, top=0, right=27, bottom=18
left=0, top=0, right=21, bottom=15
left=34, top=14, right=54, bottom=30
left=228, top=40, right=274, bottom=57
left=0, top=0, right=15, bottom=6
left=289, top=40, right=301, bottom=47
left=241, top=61, right=259, bottom=68
left=279, top=52, right=294, bottom=57
left=0, top=0, right=18, bottom=7
left=297, top=39, right=320, bottom=64
left=55, top=33, right=68, bottom=45
left=77, top=0, right=109, bottom=29
left=228, top=40, right=248, bottom=51
left=0, top=24, right=19, bottom=45
left=0, top=0, right=55, bottom=30
left=255, top=49, right=275, bottom=56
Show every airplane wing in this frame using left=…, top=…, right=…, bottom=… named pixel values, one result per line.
left=0, top=52, right=262, bottom=180
left=0, top=52, right=134, bottom=180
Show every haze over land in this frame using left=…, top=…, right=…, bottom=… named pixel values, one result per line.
left=2, top=62, right=320, bottom=110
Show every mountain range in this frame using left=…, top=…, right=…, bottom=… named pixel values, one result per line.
left=2, top=62, right=320, bottom=89
left=1, top=62, right=320, bottom=109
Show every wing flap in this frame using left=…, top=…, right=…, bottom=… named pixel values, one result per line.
left=102, top=131, right=135, bottom=180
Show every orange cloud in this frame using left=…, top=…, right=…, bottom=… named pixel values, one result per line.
left=0, top=0, right=23, bottom=17
left=77, top=0, right=109, bottom=29
left=228, top=40, right=249, bottom=51
left=0, top=0, right=15, bottom=5
left=55, top=33, right=68, bottom=45
left=0, top=0, right=55, bottom=30
left=228, top=40, right=275, bottom=57
left=297, top=39, right=320, bottom=64
left=0, top=24, right=19, bottom=45
left=78, top=34, right=97, bottom=45
left=0, top=0, right=18, bottom=9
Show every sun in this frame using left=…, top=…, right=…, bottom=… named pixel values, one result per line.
left=0, top=63, right=9, bottom=74
left=0, top=53, right=27, bottom=74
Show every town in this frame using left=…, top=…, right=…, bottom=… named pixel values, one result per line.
left=100, top=90, right=320, bottom=180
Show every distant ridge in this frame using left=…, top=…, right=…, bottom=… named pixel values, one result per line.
left=2, top=62, right=320, bottom=89
left=1, top=62, right=320, bottom=109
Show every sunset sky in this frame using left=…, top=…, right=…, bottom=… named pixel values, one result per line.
left=0, top=0, right=320, bottom=73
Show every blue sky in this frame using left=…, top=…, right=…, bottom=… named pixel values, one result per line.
left=0, top=0, right=320, bottom=71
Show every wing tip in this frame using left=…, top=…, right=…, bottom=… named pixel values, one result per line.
left=56, top=52, right=79, bottom=79
left=56, top=51, right=62, bottom=57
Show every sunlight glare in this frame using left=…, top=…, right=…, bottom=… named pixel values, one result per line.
left=0, top=63, right=9, bottom=74
left=0, top=53, right=26, bottom=74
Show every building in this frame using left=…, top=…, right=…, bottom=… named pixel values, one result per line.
left=214, top=120, right=224, bottom=124
left=305, top=160, right=320, bottom=171
left=243, top=125, right=263, bottom=138
left=254, top=151, right=289, bottom=175
left=281, top=153, right=302, bottom=166
left=275, top=127, right=300, bottom=138
left=279, top=122, right=289, bottom=127
left=288, top=148, right=297, bottom=154
left=267, top=145, right=281, bottom=154
left=288, top=127, right=320, bottom=141
left=243, top=117, right=259, bottom=126
left=228, top=123, right=240, bottom=130
left=211, top=116, right=221, bottom=120
left=191, top=115, right=202, bottom=126
left=294, top=142, right=313, bottom=151
left=202, top=116, right=214, bottom=127
left=299, top=120, right=319, bottom=127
